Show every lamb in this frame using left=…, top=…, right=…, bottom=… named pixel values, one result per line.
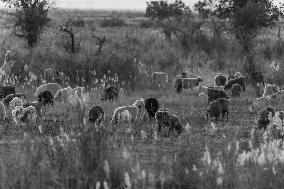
left=3, top=93, right=26, bottom=106
left=23, top=101, right=42, bottom=118
left=38, top=90, right=54, bottom=106
left=214, top=73, right=227, bottom=86
left=151, top=72, right=168, bottom=87
left=206, top=98, right=230, bottom=121
left=111, top=106, right=138, bottom=125
left=144, top=97, right=159, bottom=120
left=12, top=106, right=37, bottom=125
left=34, top=83, right=62, bottom=97
left=155, top=109, right=183, bottom=136
left=0, top=85, right=15, bottom=100
left=257, top=107, right=275, bottom=129
left=207, top=88, right=230, bottom=103
left=231, top=84, right=242, bottom=98
left=88, top=105, right=104, bottom=126
left=224, top=76, right=246, bottom=91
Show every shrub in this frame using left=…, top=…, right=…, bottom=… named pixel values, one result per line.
left=100, top=16, right=126, bottom=28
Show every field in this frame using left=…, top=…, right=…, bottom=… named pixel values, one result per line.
left=0, top=8, right=284, bottom=189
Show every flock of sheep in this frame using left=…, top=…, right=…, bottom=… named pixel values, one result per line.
left=1, top=49, right=284, bottom=137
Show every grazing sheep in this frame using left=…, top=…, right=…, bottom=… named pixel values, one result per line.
left=54, top=87, right=73, bottom=102
left=214, top=73, right=227, bottom=86
left=199, top=92, right=208, bottom=105
left=206, top=98, right=230, bottom=121
left=133, top=98, right=145, bottom=121
left=249, top=96, right=271, bottom=112
left=224, top=76, right=246, bottom=91
left=257, top=107, right=275, bottom=129
left=207, top=88, right=230, bottom=103
left=0, top=51, right=15, bottom=83
left=173, top=77, right=183, bottom=93
left=174, top=77, right=203, bottom=93
left=3, top=93, right=26, bottom=106
left=145, top=97, right=159, bottom=120
left=0, top=85, right=15, bottom=100
left=231, top=84, right=242, bottom=98
left=12, top=106, right=37, bottom=125
left=88, top=105, right=104, bottom=126
left=101, top=86, right=119, bottom=101
left=43, top=68, right=64, bottom=84
left=155, top=109, right=183, bottom=136
left=35, top=83, right=62, bottom=97
left=0, top=101, right=6, bottom=122
left=151, top=72, right=168, bottom=87
left=38, top=90, right=54, bottom=106
left=263, top=84, right=280, bottom=97
left=9, top=97, right=23, bottom=111
left=111, top=106, right=138, bottom=125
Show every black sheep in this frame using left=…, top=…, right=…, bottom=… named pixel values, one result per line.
left=231, top=84, right=242, bottom=98
left=224, top=76, right=246, bottom=91
left=214, top=74, right=227, bottom=86
left=0, top=85, right=15, bottom=100
left=207, top=88, right=230, bottom=103
left=88, top=105, right=104, bottom=126
left=206, top=98, right=230, bottom=121
left=38, top=90, right=54, bottom=106
left=3, top=93, right=26, bottom=106
left=145, top=97, right=159, bottom=120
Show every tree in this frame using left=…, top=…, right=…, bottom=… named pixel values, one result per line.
left=195, top=0, right=284, bottom=96
left=2, top=0, right=52, bottom=47
left=146, top=0, right=204, bottom=56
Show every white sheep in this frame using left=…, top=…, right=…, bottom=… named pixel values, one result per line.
left=249, top=97, right=271, bottom=112
left=9, top=97, right=23, bottom=111
left=54, top=87, right=73, bottom=102
left=34, top=83, right=62, bottom=97
left=12, top=106, right=37, bottom=125
left=198, top=92, right=208, bottom=106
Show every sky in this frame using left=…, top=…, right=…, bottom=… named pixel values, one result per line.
left=0, top=0, right=282, bottom=10
left=47, top=0, right=198, bottom=10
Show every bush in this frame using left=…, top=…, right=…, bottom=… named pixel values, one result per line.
left=100, top=16, right=126, bottom=28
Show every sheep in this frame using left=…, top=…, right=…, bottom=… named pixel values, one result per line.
left=23, top=101, right=42, bottom=118
left=199, top=92, right=208, bottom=106
left=43, top=68, right=64, bottom=84
left=214, top=73, right=227, bottom=86
left=231, top=84, right=242, bottom=98
left=0, top=51, right=15, bottom=83
left=263, top=84, right=280, bottom=97
left=54, top=87, right=73, bottom=102
left=101, top=86, right=119, bottom=101
left=249, top=96, right=271, bottom=112
left=38, top=90, right=54, bottom=106
left=9, top=97, right=23, bottom=111
left=257, top=107, right=275, bottom=130
left=174, top=77, right=203, bottom=93
left=207, top=88, right=230, bottom=103
left=12, top=106, right=37, bottom=125
left=3, top=93, right=27, bottom=106
left=224, top=76, right=246, bottom=91
left=144, top=97, right=159, bottom=120
left=206, top=98, right=230, bottom=121
left=173, top=77, right=183, bottom=93
left=0, top=101, right=6, bottom=122
left=151, top=72, right=168, bottom=87
left=111, top=106, right=138, bottom=126
left=228, top=71, right=243, bottom=81
left=0, top=85, right=15, bottom=100
left=133, top=98, right=145, bottom=121
left=34, top=83, right=62, bottom=97
left=271, top=111, right=284, bottom=128
left=155, top=109, right=183, bottom=136
left=88, top=105, right=104, bottom=126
